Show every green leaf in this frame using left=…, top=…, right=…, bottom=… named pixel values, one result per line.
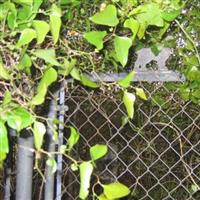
left=118, top=71, right=136, bottom=88
left=68, top=126, right=80, bottom=151
left=70, top=163, right=79, bottom=171
left=80, top=74, right=99, bottom=88
left=0, top=62, right=11, bottom=80
left=34, top=49, right=61, bottom=66
left=114, top=36, right=132, bottom=67
left=46, top=157, right=57, bottom=174
left=7, top=115, right=22, bottom=132
left=0, top=120, right=9, bottom=153
left=90, top=144, right=108, bottom=161
left=16, top=28, right=36, bottom=48
left=13, top=0, right=33, bottom=6
left=84, top=31, right=107, bottom=50
left=185, top=66, right=200, bottom=81
left=124, top=18, right=139, bottom=41
left=123, top=91, right=135, bottom=119
left=58, top=58, right=76, bottom=76
left=38, top=67, right=58, bottom=91
left=7, top=107, right=34, bottom=132
left=50, top=4, right=62, bottom=44
left=33, top=121, right=46, bottom=150
left=30, top=84, right=47, bottom=105
left=3, top=91, right=12, bottom=105
left=0, top=152, right=7, bottom=167
left=90, top=5, right=119, bottom=27
left=31, top=68, right=57, bottom=106
left=161, top=9, right=181, bottom=22
left=7, top=5, right=17, bottom=30
left=17, top=53, right=32, bottom=74
left=98, top=194, right=114, bottom=200
left=32, top=20, right=50, bottom=44
left=70, top=67, right=81, bottom=81
left=103, top=182, right=130, bottom=199
left=79, top=161, right=94, bottom=199
left=129, top=3, right=164, bottom=27
left=135, top=88, right=147, bottom=100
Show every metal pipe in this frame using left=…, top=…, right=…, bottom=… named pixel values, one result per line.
left=44, top=90, right=59, bottom=200
left=16, top=136, right=34, bottom=200
left=55, top=82, right=66, bottom=200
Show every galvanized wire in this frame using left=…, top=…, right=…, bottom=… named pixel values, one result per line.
left=59, top=80, right=200, bottom=200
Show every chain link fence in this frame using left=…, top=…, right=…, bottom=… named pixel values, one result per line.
left=59, top=79, right=200, bottom=200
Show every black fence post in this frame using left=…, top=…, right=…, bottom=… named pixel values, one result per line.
left=15, top=136, right=34, bottom=200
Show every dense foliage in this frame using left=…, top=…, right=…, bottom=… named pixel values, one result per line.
left=0, top=0, right=199, bottom=199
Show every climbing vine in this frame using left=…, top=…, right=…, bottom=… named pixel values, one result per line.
left=0, top=0, right=199, bottom=199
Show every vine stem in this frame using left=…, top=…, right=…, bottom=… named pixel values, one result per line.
left=175, top=19, right=200, bottom=65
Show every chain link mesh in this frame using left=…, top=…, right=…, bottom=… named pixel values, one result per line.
left=59, top=81, right=200, bottom=200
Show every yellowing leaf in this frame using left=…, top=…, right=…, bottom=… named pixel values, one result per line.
left=103, top=182, right=130, bottom=199
left=79, top=162, right=93, bottom=199
left=84, top=31, right=107, bottom=50
left=50, top=4, right=62, bottom=44
left=136, top=88, right=147, bottom=100
left=33, top=121, right=46, bottom=150
left=114, top=36, right=132, bottom=67
left=46, top=157, right=57, bottom=174
left=123, top=91, right=136, bottom=119
left=16, top=28, right=36, bottom=48
left=90, top=5, right=119, bottom=27
left=32, top=20, right=50, bottom=44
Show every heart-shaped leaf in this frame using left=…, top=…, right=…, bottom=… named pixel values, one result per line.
left=7, top=107, right=34, bottom=132
left=84, top=31, right=107, bottom=50
left=79, top=161, right=94, bottom=199
left=32, top=20, right=50, bottom=44
left=13, top=0, right=33, bottom=6
left=123, top=91, right=136, bottom=119
left=103, top=182, right=130, bottom=199
left=118, top=71, right=136, bottom=88
left=50, top=4, right=62, bottom=44
left=68, top=126, right=80, bottom=151
left=16, top=28, right=36, bottom=48
left=38, top=67, right=58, bottom=90
left=34, top=49, right=61, bottom=66
left=124, top=18, right=139, bottom=41
left=0, top=62, right=10, bottom=80
left=90, top=144, right=108, bottom=161
left=58, top=58, right=76, bottom=76
left=80, top=74, right=99, bottom=88
left=114, top=36, right=132, bottom=67
left=33, top=121, right=46, bottom=150
left=90, top=5, right=119, bottom=27
left=0, top=120, right=9, bottom=153
left=136, top=88, right=147, bottom=100
left=30, top=84, right=47, bottom=106
left=31, top=68, right=57, bottom=106
left=46, top=157, right=57, bottom=174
